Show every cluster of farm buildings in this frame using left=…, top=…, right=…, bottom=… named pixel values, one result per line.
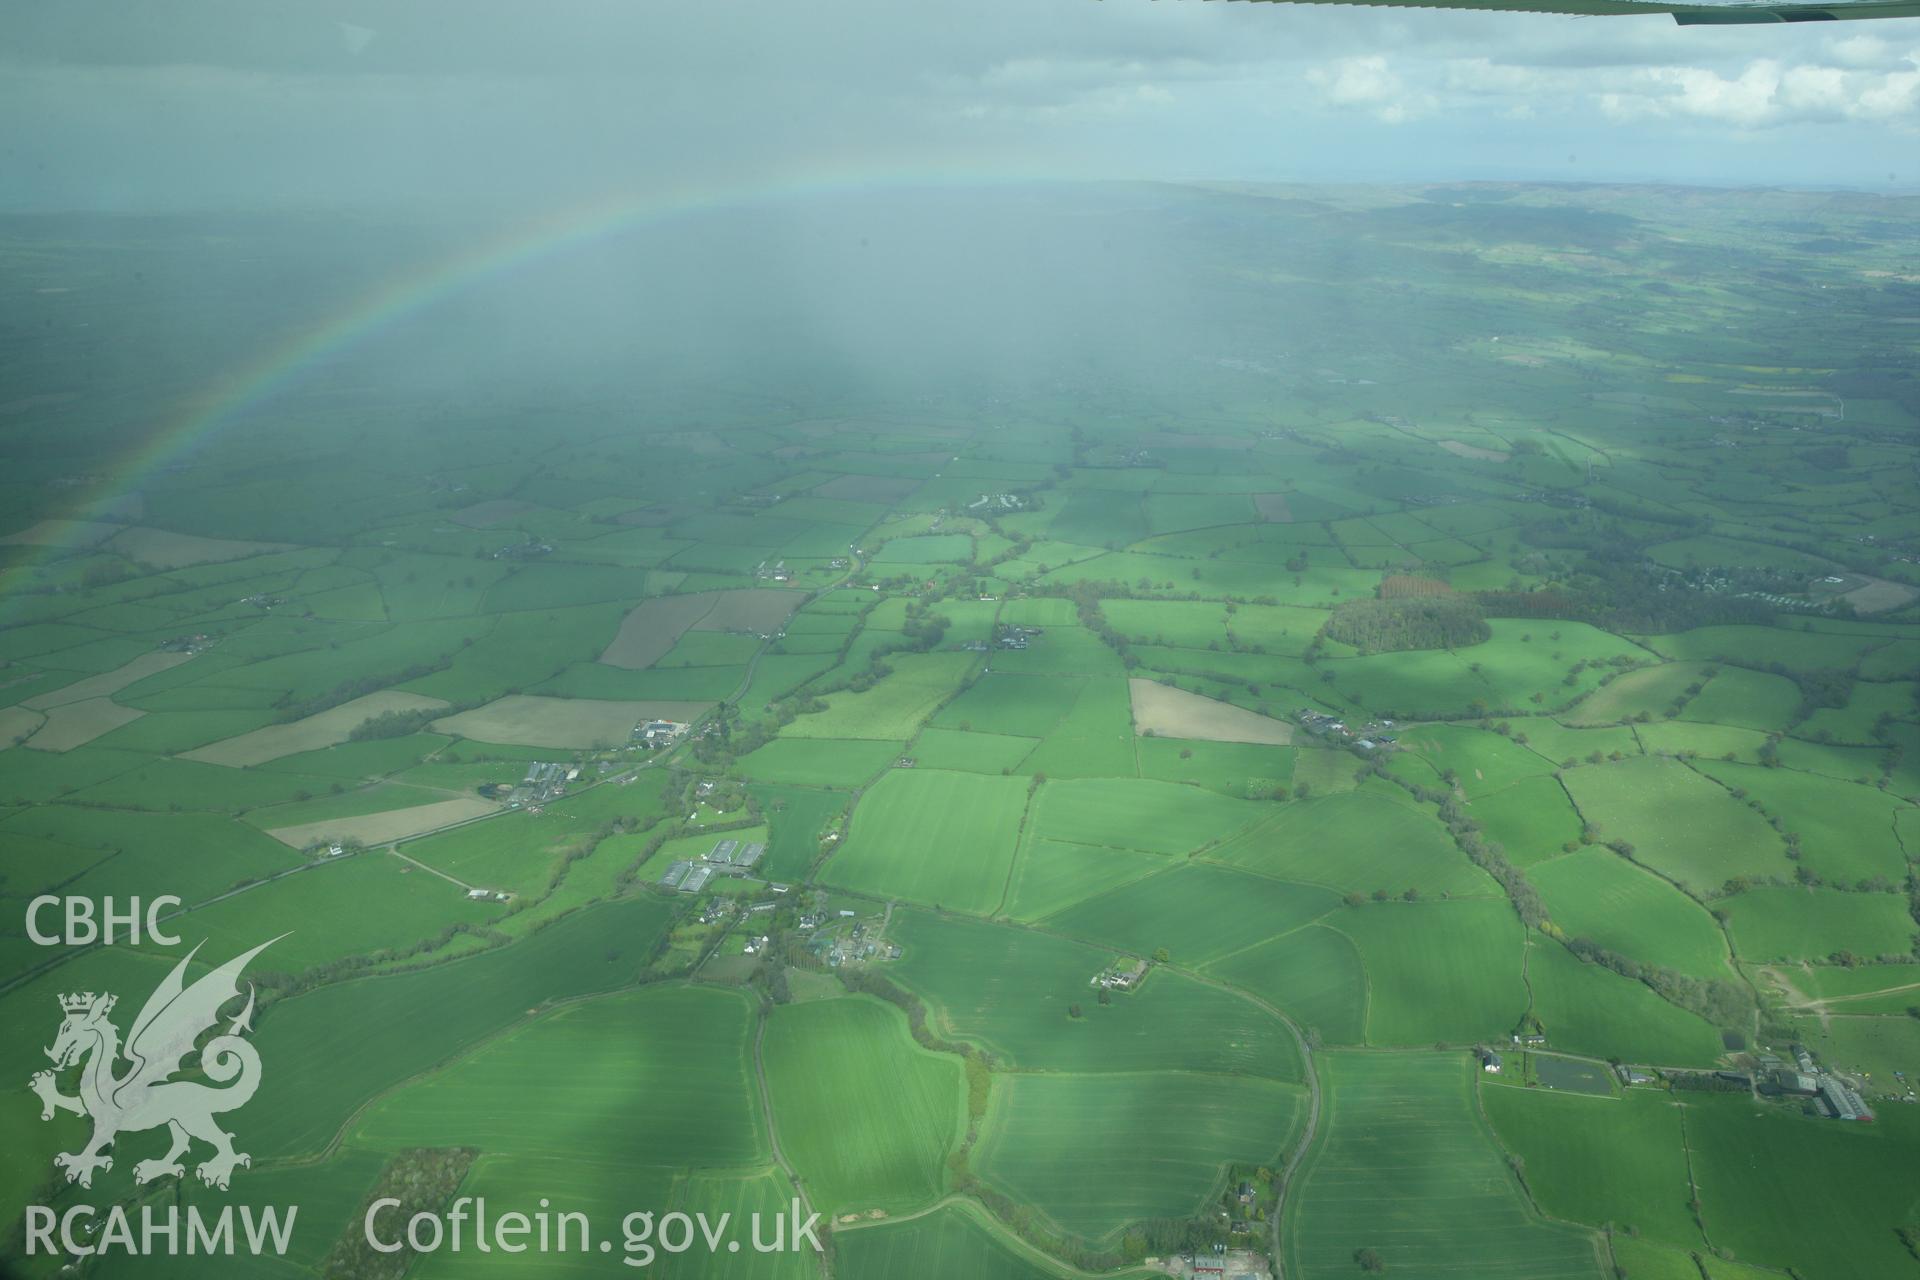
left=1295, top=708, right=1395, bottom=751
left=631, top=718, right=688, bottom=751
left=1478, top=1036, right=1878, bottom=1121
left=968, top=623, right=1043, bottom=653
left=804, top=912, right=900, bottom=969
left=1757, top=1044, right=1876, bottom=1121
left=506, top=760, right=575, bottom=809
left=660, top=836, right=767, bottom=894
left=1091, top=958, right=1149, bottom=991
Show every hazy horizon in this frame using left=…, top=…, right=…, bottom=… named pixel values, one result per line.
left=4, top=0, right=1918, bottom=214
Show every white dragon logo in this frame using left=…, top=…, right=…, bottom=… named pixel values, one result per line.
left=30, top=937, right=278, bottom=1191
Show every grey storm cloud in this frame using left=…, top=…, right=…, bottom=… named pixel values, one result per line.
left=2, top=0, right=1916, bottom=210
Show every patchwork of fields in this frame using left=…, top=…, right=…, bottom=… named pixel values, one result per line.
left=4, top=184, right=1919, bottom=1280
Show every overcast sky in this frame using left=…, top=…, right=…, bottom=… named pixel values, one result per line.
left=3, top=0, right=1917, bottom=211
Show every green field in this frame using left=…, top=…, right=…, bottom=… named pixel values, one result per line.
left=353, top=984, right=766, bottom=1165
left=762, top=997, right=963, bottom=1215
left=891, top=911, right=1302, bottom=1078
left=1329, top=899, right=1529, bottom=1045
left=1722, top=886, right=1919, bottom=962
left=785, top=652, right=976, bottom=739
left=1481, top=1084, right=1703, bottom=1249
left=1203, top=924, right=1369, bottom=1044
left=1041, top=863, right=1342, bottom=968
left=1687, top=1095, right=1920, bottom=1280
left=1525, top=937, right=1727, bottom=1065
left=973, top=1071, right=1305, bottom=1243
left=1286, top=1053, right=1602, bottom=1280
left=1027, top=776, right=1262, bottom=855
left=836, top=1203, right=1067, bottom=1280
left=1201, top=786, right=1495, bottom=898
left=1561, top=757, right=1790, bottom=893
left=1530, top=847, right=1734, bottom=979
left=820, top=769, right=1028, bottom=913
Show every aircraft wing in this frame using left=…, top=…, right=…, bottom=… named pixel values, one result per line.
left=1237, top=0, right=1920, bottom=22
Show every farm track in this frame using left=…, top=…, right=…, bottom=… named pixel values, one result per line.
left=751, top=1008, right=825, bottom=1277
left=1175, top=967, right=1321, bottom=1280
left=830, top=1194, right=1157, bottom=1280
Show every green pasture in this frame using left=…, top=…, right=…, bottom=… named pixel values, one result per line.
left=1693, top=760, right=1911, bottom=886
left=785, top=652, right=975, bottom=739
left=1722, top=886, right=1917, bottom=962
left=762, top=997, right=963, bottom=1215
left=908, top=725, right=1038, bottom=773
left=1003, top=837, right=1172, bottom=921
left=1042, top=863, right=1341, bottom=968
left=1330, top=899, right=1528, bottom=1045
left=891, top=911, right=1301, bottom=1078
left=1525, top=938, right=1727, bottom=1065
left=1561, top=756, right=1789, bottom=893
left=1203, top=923, right=1368, bottom=1045
left=353, top=984, right=765, bottom=1166
left=1481, top=1084, right=1702, bottom=1248
left=1530, top=847, right=1733, bottom=979
left=821, top=768, right=1027, bottom=914
left=1135, top=736, right=1294, bottom=797
left=1471, top=776, right=1586, bottom=865
left=835, top=1202, right=1064, bottom=1280
left=1286, top=1052, right=1602, bottom=1280
left=1203, top=786, right=1493, bottom=898
left=932, top=673, right=1083, bottom=738
left=1687, top=1093, right=1920, bottom=1280
left=973, top=1071, right=1304, bottom=1244
left=734, top=736, right=903, bottom=786
left=246, top=896, right=673, bottom=1158
left=1681, top=665, right=1803, bottom=732
left=1028, top=776, right=1262, bottom=855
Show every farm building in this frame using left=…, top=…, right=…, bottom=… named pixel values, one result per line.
left=660, top=860, right=693, bottom=889
left=1617, top=1066, right=1656, bottom=1086
left=681, top=864, right=715, bottom=894
left=1481, top=1050, right=1503, bottom=1075
left=1766, top=1070, right=1819, bottom=1096
left=706, top=838, right=740, bottom=865
left=1093, top=959, right=1149, bottom=991
left=1818, top=1078, right=1873, bottom=1122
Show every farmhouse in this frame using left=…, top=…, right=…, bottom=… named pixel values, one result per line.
left=635, top=719, right=688, bottom=748
left=1093, top=958, right=1149, bottom=991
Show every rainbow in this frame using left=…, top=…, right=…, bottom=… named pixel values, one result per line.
left=2, top=164, right=1030, bottom=602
